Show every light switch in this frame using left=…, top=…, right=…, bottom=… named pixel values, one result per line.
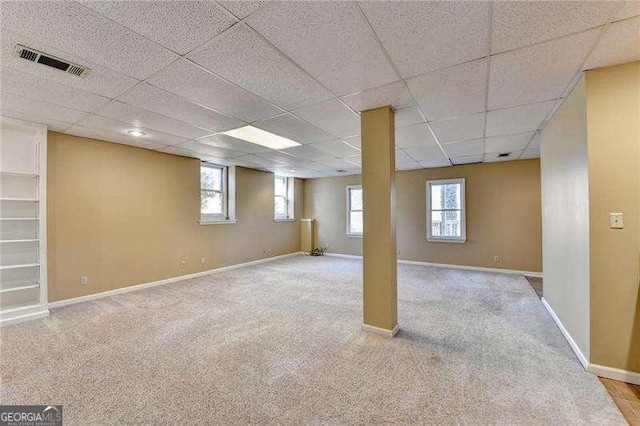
left=610, top=213, right=624, bottom=229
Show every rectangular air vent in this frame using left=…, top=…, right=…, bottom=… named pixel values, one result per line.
left=14, top=44, right=90, bottom=77
left=498, top=152, right=511, bottom=158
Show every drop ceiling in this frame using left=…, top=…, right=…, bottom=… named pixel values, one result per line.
left=0, top=1, right=638, bottom=178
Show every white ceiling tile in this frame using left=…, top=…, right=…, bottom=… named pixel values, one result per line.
left=340, top=81, right=414, bottom=112
left=292, top=99, right=360, bottom=138
left=255, top=151, right=298, bottom=165
left=441, top=139, right=484, bottom=157
left=406, top=59, right=486, bottom=121
left=280, top=145, right=335, bottom=162
left=246, top=1, right=397, bottom=95
left=1, top=93, right=88, bottom=124
left=218, top=1, right=269, bottom=19
left=486, top=101, right=555, bottom=137
left=430, top=113, right=485, bottom=143
left=395, top=123, right=438, bottom=149
left=178, top=141, right=246, bottom=158
left=1, top=1, right=178, bottom=79
left=189, top=24, right=332, bottom=111
left=419, top=156, right=452, bottom=169
left=343, top=135, right=361, bottom=150
left=1, top=67, right=109, bottom=113
left=197, top=134, right=271, bottom=154
left=404, top=146, right=447, bottom=162
left=529, top=133, right=541, bottom=150
left=520, top=148, right=541, bottom=159
left=484, top=150, right=524, bottom=163
left=451, top=154, right=484, bottom=165
left=147, top=60, right=283, bottom=122
left=394, top=149, right=414, bottom=164
left=65, top=125, right=169, bottom=151
left=583, top=17, right=640, bottom=70
left=491, top=1, right=618, bottom=54
left=117, top=83, right=244, bottom=133
left=158, top=145, right=206, bottom=160
left=83, top=1, right=236, bottom=55
left=489, top=29, right=600, bottom=109
left=613, top=1, right=640, bottom=21
left=253, top=114, right=333, bottom=144
left=485, top=132, right=534, bottom=154
left=238, top=154, right=286, bottom=168
left=396, top=161, right=422, bottom=171
left=0, top=32, right=137, bottom=98
left=74, top=115, right=185, bottom=146
left=94, top=101, right=210, bottom=140
left=359, top=1, right=488, bottom=78
left=310, top=139, right=361, bottom=157
left=395, top=107, right=424, bottom=128
left=0, top=110, right=72, bottom=132
left=317, top=158, right=361, bottom=170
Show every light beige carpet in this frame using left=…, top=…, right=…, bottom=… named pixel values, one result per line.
left=0, top=255, right=625, bottom=424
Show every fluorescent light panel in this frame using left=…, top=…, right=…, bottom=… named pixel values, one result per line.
left=222, top=125, right=301, bottom=150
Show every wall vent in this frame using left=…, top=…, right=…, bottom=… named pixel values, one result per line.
left=498, top=152, right=511, bottom=158
left=14, top=44, right=90, bottom=77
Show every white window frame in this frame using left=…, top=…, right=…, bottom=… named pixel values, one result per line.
left=200, top=163, right=237, bottom=225
left=346, top=185, right=363, bottom=237
left=274, top=176, right=295, bottom=221
left=426, top=178, right=466, bottom=243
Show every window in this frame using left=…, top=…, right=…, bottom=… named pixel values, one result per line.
left=201, top=163, right=226, bottom=220
left=274, top=176, right=294, bottom=220
left=346, top=185, right=363, bottom=237
left=201, top=162, right=232, bottom=223
left=426, top=178, right=466, bottom=242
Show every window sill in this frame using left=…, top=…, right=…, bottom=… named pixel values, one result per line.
left=200, top=219, right=238, bottom=226
left=273, top=218, right=296, bottom=223
left=347, top=234, right=363, bottom=239
left=427, top=238, right=466, bottom=244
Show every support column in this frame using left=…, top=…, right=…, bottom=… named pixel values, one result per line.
left=361, top=106, right=398, bottom=337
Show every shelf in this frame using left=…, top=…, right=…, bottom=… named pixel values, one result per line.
left=0, top=263, right=39, bottom=271
left=0, top=171, right=38, bottom=178
left=0, top=284, right=39, bottom=294
left=0, top=239, right=39, bottom=243
left=0, top=218, right=38, bottom=220
left=0, top=198, right=39, bottom=202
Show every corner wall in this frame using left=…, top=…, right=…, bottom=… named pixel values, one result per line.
left=47, top=132, right=304, bottom=302
left=304, top=160, right=542, bottom=273
left=586, top=61, right=640, bottom=374
left=540, top=76, right=590, bottom=362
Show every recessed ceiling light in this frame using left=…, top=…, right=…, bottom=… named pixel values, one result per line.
left=222, top=125, right=301, bottom=150
left=127, top=129, right=145, bottom=137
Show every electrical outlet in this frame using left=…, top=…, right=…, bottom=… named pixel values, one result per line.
left=80, top=276, right=89, bottom=285
left=493, top=256, right=500, bottom=263
left=181, top=260, right=186, bottom=268
left=610, top=212, right=624, bottom=229
left=200, top=257, right=205, bottom=265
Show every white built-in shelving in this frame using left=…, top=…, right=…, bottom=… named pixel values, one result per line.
left=0, top=117, right=48, bottom=324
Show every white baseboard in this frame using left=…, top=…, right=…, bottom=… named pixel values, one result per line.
left=0, top=305, right=50, bottom=326
left=588, top=363, right=640, bottom=386
left=541, top=297, right=589, bottom=369
left=48, top=252, right=305, bottom=310
left=362, top=323, right=400, bottom=338
left=324, top=252, right=363, bottom=260
left=325, top=252, right=542, bottom=277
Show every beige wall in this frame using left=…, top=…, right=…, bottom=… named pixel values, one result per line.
left=586, top=62, right=640, bottom=373
left=541, top=76, right=590, bottom=360
left=304, top=159, right=542, bottom=273
left=47, top=132, right=303, bottom=302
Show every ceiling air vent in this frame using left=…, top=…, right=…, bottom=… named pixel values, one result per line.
left=498, top=152, right=511, bottom=158
left=14, top=44, right=90, bottom=77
